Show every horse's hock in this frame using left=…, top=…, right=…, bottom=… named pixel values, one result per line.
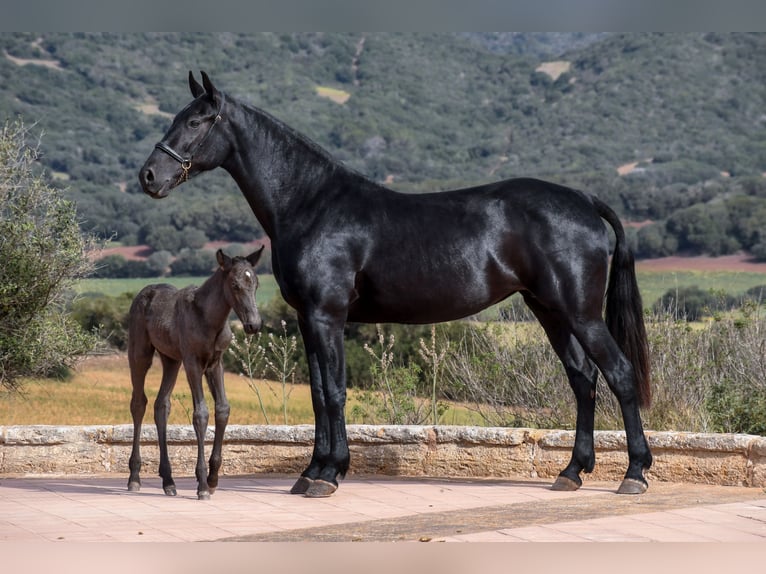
left=2, top=425, right=766, bottom=487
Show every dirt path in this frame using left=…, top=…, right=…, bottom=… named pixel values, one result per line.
left=637, top=253, right=766, bottom=273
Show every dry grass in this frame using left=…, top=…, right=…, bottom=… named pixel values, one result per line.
left=535, top=60, right=571, bottom=81
left=0, top=353, right=481, bottom=426
left=0, top=353, right=314, bottom=426
left=315, top=85, right=351, bottom=104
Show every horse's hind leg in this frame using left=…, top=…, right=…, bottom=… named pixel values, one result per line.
left=523, top=295, right=598, bottom=491
left=154, top=354, right=181, bottom=496
left=127, top=333, right=153, bottom=492
left=185, top=362, right=212, bottom=500
left=205, top=360, right=230, bottom=495
left=569, top=318, right=652, bottom=493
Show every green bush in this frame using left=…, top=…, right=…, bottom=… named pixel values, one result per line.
left=652, top=286, right=737, bottom=321
left=0, top=120, right=98, bottom=389
left=69, top=292, right=133, bottom=350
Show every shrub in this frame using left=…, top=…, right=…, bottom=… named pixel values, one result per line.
left=69, top=292, right=133, bottom=350
left=0, top=120, right=98, bottom=390
left=652, top=286, right=737, bottom=321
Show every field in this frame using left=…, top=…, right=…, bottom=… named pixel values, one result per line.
left=0, top=354, right=483, bottom=427
left=76, top=275, right=281, bottom=305
left=75, top=267, right=766, bottom=312
left=4, top=255, right=763, bottom=427
left=636, top=270, right=766, bottom=309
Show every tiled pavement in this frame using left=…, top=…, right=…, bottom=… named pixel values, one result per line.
left=2, top=474, right=766, bottom=542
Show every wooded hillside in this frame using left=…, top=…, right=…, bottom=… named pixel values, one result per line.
left=1, top=32, right=764, bottom=261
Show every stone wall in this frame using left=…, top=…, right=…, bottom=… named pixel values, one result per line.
left=2, top=424, right=766, bottom=487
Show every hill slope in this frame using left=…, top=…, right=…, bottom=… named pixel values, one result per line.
left=1, top=33, right=765, bottom=259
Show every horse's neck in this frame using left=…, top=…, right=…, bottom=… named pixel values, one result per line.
left=223, top=103, right=341, bottom=240
left=194, top=270, right=230, bottom=328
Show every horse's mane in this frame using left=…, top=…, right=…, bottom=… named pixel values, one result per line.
left=237, top=96, right=383, bottom=188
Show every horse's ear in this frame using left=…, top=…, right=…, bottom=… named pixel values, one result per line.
left=200, top=71, right=220, bottom=102
left=216, top=249, right=231, bottom=269
left=247, top=245, right=265, bottom=267
left=189, top=71, right=205, bottom=98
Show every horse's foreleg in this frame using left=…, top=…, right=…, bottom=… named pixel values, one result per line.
left=292, top=314, right=349, bottom=498
left=155, top=355, right=181, bottom=496
left=127, top=340, right=153, bottom=493
left=186, top=362, right=211, bottom=500
left=205, top=361, right=230, bottom=495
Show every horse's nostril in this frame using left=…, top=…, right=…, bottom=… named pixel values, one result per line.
left=143, top=168, right=155, bottom=183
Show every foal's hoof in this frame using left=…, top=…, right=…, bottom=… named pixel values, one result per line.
left=617, top=478, right=648, bottom=495
left=290, top=476, right=314, bottom=495
left=163, top=485, right=177, bottom=496
left=127, top=481, right=141, bottom=493
left=197, top=491, right=211, bottom=501
left=551, top=475, right=581, bottom=491
left=304, top=479, right=338, bottom=498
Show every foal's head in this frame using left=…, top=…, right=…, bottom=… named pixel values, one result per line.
left=217, top=246, right=264, bottom=335
left=139, top=71, right=227, bottom=198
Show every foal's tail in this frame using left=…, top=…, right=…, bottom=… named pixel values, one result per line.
left=592, top=196, right=651, bottom=408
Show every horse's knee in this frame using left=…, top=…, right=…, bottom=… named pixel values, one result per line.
left=130, top=393, right=148, bottom=418
left=193, top=404, right=210, bottom=428
left=325, top=388, right=347, bottom=417
left=214, top=402, right=230, bottom=423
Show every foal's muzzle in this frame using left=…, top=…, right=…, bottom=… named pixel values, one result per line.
left=242, top=317, right=263, bottom=335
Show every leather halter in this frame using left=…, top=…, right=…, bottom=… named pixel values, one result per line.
left=154, top=94, right=225, bottom=183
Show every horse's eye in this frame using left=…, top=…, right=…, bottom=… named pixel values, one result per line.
left=188, top=118, right=202, bottom=129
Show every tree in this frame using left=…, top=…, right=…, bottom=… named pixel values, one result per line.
left=0, top=120, right=98, bottom=390
left=169, top=248, right=217, bottom=276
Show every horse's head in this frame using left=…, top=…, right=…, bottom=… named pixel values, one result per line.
left=139, top=71, right=228, bottom=198
left=217, top=246, right=264, bottom=335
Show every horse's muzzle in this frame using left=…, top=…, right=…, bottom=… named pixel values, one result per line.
left=242, top=318, right=263, bottom=335
left=138, top=165, right=172, bottom=198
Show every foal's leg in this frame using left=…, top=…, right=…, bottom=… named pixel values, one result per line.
left=205, top=360, right=230, bottom=494
left=523, top=295, right=599, bottom=491
left=291, top=313, right=349, bottom=498
left=184, top=361, right=212, bottom=500
left=127, top=336, right=154, bottom=492
left=154, top=354, right=181, bottom=496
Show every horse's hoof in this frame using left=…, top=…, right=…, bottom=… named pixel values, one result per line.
left=551, top=475, right=581, bottom=491
left=207, top=486, right=216, bottom=495
left=163, top=485, right=177, bottom=496
left=127, top=481, right=141, bottom=493
left=617, top=478, right=648, bottom=495
left=304, top=479, right=338, bottom=498
left=290, top=476, right=314, bottom=495
left=197, top=491, right=211, bottom=501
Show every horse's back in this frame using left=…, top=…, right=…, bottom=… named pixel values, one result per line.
left=128, top=283, right=184, bottom=358
left=335, top=178, right=611, bottom=324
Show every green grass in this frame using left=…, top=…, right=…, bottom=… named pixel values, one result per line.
left=76, top=274, right=280, bottom=305
left=636, top=270, right=766, bottom=309
left=75, top=270, right=766, bottom=315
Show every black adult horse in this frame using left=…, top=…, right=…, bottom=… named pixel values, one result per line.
left=139, top=71, right=652, bottom=498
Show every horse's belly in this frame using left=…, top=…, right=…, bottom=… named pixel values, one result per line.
left=347, top=282, right=516, bottom=324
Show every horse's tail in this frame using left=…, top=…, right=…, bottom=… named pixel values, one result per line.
left=592, top=196, right=651, bottom=408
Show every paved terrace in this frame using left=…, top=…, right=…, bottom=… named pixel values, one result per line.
left=2, top=474, right=766, bottom=542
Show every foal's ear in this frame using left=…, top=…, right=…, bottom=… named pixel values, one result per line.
left=246, top=245, right=265, bottom=267
left=189, top=71, right=205, bottom=98
left=216, top=249, right=232, bottom=269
